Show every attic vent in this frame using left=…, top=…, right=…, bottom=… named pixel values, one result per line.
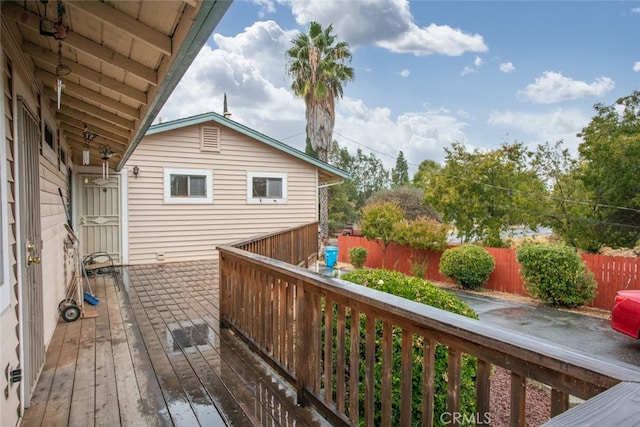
left=200, top=126, right=220, bottom=152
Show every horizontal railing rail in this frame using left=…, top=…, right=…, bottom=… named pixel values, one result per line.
left=218, top=243, right=640, bottom=426
left=227, top=222, right=319, bottom=267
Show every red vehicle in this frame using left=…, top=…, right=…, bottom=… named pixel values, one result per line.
left=611, top=290, right=640, bottom=339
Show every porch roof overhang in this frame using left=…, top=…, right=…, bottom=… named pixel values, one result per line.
left=1, top=0, right=232, bottom=171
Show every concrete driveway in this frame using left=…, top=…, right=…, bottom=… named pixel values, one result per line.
left=451, top=290, right=640, bottom=367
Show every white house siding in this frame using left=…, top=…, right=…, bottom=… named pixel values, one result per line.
left=1, top=47, right=20, bottom=427
left=39, top=153, right=72, bottom=343
left=1, top=40, right=72, bottom=425
left=126, top=123, right=319, bottom=264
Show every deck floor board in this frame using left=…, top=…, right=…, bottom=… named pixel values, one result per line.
left=21, top=259, right=327, bottom=427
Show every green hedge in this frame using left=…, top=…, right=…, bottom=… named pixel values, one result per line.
left=340, top=269, right=478, bottom=425
left=348, top=246, right=368, bottom=269
left=439, top=245, right=495, bottom=290
left=516, top=243, right=597, bottom=307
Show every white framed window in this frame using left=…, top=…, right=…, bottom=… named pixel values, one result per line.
left=247, top=172, right=287, bottom=204
left=41, top=120, right=58, bottom=166
left=163, top=168, right=213, bottom=204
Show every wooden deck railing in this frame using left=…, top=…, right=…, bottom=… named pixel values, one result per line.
left=218, top=226, right=640, bottom=426
left=229, top=222, right=319, bottom=267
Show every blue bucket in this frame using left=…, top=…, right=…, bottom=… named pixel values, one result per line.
left=324, top=246, right=339, bottom=268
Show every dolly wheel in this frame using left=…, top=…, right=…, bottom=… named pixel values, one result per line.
left=58, top=298, right=77, bottom=312
left=61, top=305, right=81, bottom=322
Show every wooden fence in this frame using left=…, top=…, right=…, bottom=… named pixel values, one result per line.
left=336, top=236, right=640, bottom=311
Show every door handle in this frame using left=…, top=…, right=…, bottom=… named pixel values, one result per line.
left=26, top=242, right=40, bottom=265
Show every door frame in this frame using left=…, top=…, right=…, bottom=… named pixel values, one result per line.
left=16, top=96, right=44, bottom=407
left=72, top=167, right=125, bottom=264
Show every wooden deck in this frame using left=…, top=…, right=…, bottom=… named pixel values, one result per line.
left=21, top=259, right=329, bottom=427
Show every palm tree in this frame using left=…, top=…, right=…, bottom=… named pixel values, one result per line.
left=287, top=21, right=354, bottom=244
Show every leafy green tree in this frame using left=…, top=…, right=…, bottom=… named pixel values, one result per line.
left=423, top=142, right=545, bottom=247
left=287, top=22, right=355, bottom=242
left=367, top=186, right=439, bottom=221
left=577, top=90, right=640, bottom=248
left=328, top=141, right=362, bottom=229
left=351, top=148, right=390, bottom=208
left=413, top=159, right=442, bottom=189
left=360, top=202, right=404, bottom=268
left=394, top=217, right=448, bottom=278
left=391, top=150, right=409, bottom=187
left=529, top=140, right=600, bottom=251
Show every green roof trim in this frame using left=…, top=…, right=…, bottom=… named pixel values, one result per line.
left=146, top=111, right=351, bottom=180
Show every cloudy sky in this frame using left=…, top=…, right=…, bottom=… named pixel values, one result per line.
left=159, top=0, right=640, bottom=174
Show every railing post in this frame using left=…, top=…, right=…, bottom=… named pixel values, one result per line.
left=551, top=388, right=570, bottom=417
left=295, top=279, right=321, bottom=406
left=219, top=253, right=229, bottom=328
left=295, top=280, right=309, bottom=405
left=510, top=372, right=526, bottom=427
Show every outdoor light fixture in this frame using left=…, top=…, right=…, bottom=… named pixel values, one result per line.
left=133, top=166, right=140, bottom=178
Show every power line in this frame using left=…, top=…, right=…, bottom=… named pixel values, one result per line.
left=332, top=131, right=640, bottom=215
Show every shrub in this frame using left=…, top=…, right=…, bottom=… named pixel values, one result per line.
left=410, top=261, right=427, bottom=278
left=348, top=246, right=368, bottom=269
left=439, top=245, right=495, bottom=290
left=341, top=269, right=478, bottom=425
left=516, top=243, right=597, bottom=307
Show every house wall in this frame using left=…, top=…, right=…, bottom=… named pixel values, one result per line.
left=39, top=139, right=72, bottom=342
left=1, top=34, right=72, bottom=426
left=1, top=44, right=21, bottom=427
left=126, top=123, right=319, bottom=264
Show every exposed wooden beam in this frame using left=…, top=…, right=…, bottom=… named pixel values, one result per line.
left=60, top=123, right=127, bottom=149
left=35, top=68, right=140, bottom=119
left=3, top=2, right=158, bottom=85
left=66, top=135, right=122, bottom=167
left=44, top=88, right=135, bottom=130
left=65, top=1, right=172, bottom=55
left=183, top=0, right=199, bottom=8
left=55, top=110, right=132, bottom=140
left=22, top=41, right=148, bottom=105
left=56, top=114, right=131, bottom=144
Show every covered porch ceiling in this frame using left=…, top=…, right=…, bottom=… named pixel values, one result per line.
left=1, top=0, right=232, bottom=170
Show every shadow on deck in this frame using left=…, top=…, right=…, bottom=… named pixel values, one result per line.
left=21, top=259, right=328, bottom=426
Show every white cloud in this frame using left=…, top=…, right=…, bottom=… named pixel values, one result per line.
left=488, top=108, right=589, bottom=152
left=634, top=61, right=640, bottom=72
left=460, top=55, right=484, bottom=76
left=399, top=69, right=410, bottom=77
left=631, top=7, right=640, bottom=14
left=460, top=66, right=476, bottom=76
left=335, top=98, right=469, bottom=170
left=500, top=62, right=515, bottom=73
left=161, top=21, right=304, bottom=131
left=281, top=0, right=488, bottom=56
left=517, top=71, right=615, bottom=104
left=251, top=0, right=276, bottom=17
